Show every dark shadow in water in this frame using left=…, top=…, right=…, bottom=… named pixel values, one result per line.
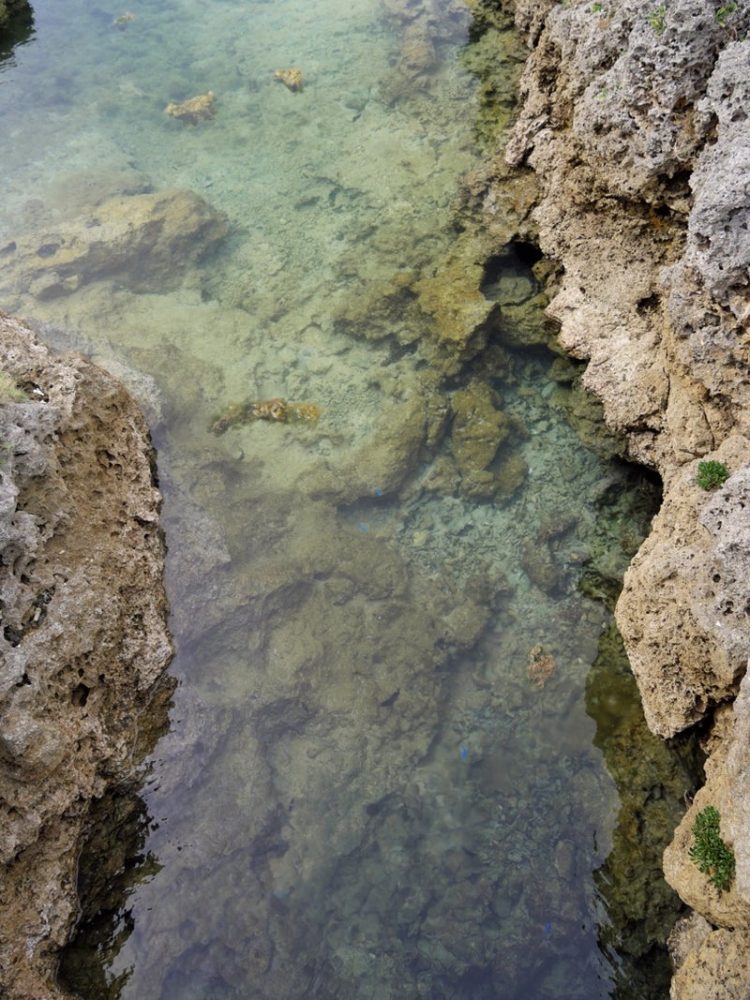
left=58, top=680, right=175, bottom=999
left=586, top=625, right=703, bottom=1000
left=0, top=1, right=35, bottom=65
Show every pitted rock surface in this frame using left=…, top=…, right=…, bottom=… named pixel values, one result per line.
left=0, top=312, right=172, bottom=999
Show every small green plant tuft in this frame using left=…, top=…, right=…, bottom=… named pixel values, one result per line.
left=696, top=460, right=729, bottom=491
left=716, top=2, right=737, bottom=26
left=647, top=3, right=667, bottom=32
left=591, top=2, right=603, bottom=11
left=689, top=805, right=735, bottom=892
left=0, top=369, right=28, bottom=404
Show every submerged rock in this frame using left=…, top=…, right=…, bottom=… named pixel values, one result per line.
left=0, top=189, right=228, bottom=299
left=449, top=380, right=528, bottom=501
left=273, top=68, right=304, bottom=92
left=210, top=397, right=321, bottom=434
left=0, top=0, right=30, bottom=28
left=165, top=91, right=216, bottom=124
left=415, top=234, right=499, bottom=368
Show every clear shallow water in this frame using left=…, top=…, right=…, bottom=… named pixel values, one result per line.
left=0, top=1, right=694, bottom=997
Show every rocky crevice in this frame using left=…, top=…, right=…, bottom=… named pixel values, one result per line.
left=496, top=0, right=750, bottom=993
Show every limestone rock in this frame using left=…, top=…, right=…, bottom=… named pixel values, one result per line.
left=617, top=439, right=750, bottom=738
left=0, top=313, right=172, bottom=998
left=664, top=731, right=750, bottom=929
left=668, top=912, right=712, bottom=972
left=671, top=929, right=750, bottom=1000
left=0, top=189, right=228, bottom=299
left=726, top=671, right=750, bottom=908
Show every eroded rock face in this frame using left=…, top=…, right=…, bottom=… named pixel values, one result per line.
left=503, top=0, right=750, bottom=993
left=618, top=441, right=750, bottom=737
left=0, top=312, right=172, bottom=998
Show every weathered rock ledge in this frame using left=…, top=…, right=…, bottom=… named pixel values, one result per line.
left=497, top=0, right=750, bottom=993
left=0, top=312, right=172, bottom=998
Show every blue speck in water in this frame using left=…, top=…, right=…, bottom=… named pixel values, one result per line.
left=543, top=921, right=553, bottom=937
left=459, top=744, right=469, bottom=761
left=373, top=487, right=383, bottom=497
left=357, top=522, right=369, bottom=533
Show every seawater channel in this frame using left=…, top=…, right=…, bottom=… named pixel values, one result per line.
left=0, top=0, right=698, bottom=997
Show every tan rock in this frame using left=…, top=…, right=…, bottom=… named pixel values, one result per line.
left=668, top=912, right=713, bottom=972
left=671, top=929, right=750, bottom=1000
left=0, top=313, right=172, bottom=998
left=616, top=436, right=750, bottom=738
left=503, top=2, right=750, bottom=996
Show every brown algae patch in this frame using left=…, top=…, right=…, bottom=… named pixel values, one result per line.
left=164, top=92, right=216, bottom=124
left=273, top=68, right=304, bottom=92
left=210, top=397, right=321, bottom=434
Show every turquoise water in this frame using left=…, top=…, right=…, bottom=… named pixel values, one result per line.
left=0, top=1, right=692, bottom=997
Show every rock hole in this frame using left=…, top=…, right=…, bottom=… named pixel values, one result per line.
left=3, top=625, right=23, bottom=647
left=36, top=242, right=60, bottom=258
left=636, top=293, right=660, bottom=315
left=71, top=683, right=90, bottom=707
left=480, top=240, right=542, bottom=302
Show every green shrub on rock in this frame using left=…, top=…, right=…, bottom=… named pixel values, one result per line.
left=689, top=805, right=735, bottom=892
left=696, top=460, right=729, bottom=491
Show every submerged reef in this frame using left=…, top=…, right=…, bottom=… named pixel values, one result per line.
left=0, top=189, right=228, bottom=302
